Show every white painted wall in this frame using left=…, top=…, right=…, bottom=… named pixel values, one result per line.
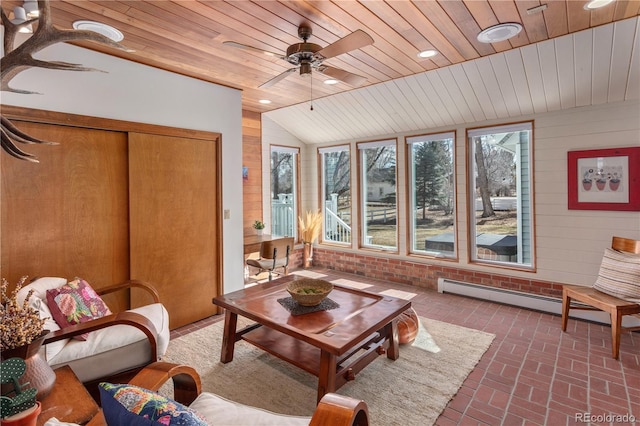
left=2, top=40, right=245, bottom=293
left=263, top=99, right=640, bottom=288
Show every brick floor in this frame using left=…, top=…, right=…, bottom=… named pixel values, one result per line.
left=171, top=268, right=640, bottom=425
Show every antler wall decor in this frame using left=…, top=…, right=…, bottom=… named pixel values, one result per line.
left=1, top=0, right=131, bottom=162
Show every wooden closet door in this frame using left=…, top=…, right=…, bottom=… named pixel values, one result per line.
left=1, top=121, right=129, bottom=290
left=128, top=132, right=220, bottom=329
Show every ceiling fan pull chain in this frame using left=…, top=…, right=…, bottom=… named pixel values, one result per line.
left=310, top=76, right=314, bottom=111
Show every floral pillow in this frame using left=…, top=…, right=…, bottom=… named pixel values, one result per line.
left=46, top=278, right=112, bottom=340
left=99, top=383, right=208, bottom=426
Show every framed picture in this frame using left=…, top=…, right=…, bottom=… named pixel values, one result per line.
left=568, top=147, right=640, bottom=211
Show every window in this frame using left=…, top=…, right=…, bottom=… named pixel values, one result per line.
left=319, top=145, right=351, bottom=244
left=468, top=122, right=534, bottom=267
left=407, top=132, right=455, bottom=257
left=358, top=139, right=397, bottom=249
left=270, top=146, right=298, bottom=238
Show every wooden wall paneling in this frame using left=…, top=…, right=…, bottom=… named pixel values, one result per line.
left=128, top=132, right=221, bottom=329
left=242, top=110, right=263, bottom=234
left=0, top=121, right=130, bottom=302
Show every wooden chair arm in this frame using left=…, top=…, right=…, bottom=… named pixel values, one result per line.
left=86, top=362, right=202, bottom=426
left=97, top=279, right=161, bottom=303
left=310, top=393, right=369, bottom=426
left=42, top=311, right=159, bottom=360
left=127, top=362, right=202, bottom=405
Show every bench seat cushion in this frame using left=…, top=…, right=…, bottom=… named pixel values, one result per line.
left=189, top=392, right=310, bottom=425
left=48, top=302, right=170, bottom=383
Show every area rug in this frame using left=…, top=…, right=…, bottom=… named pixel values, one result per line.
left=162, top=317, right=495, bottom=426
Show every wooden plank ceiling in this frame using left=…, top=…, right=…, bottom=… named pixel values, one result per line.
left=3, top=1, right=640, bottom=143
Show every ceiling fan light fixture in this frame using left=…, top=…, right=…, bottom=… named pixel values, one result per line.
left=73, top=20, right=124, bottom=42
left=417, top=49, right=438, bottom=59
left=299, top=62, right=312, bottom=77
left=584, top=0, right=615, bottom=9
left=477, top=23, right=522, bottom=43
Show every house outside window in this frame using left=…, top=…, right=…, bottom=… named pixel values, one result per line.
left=319, top=145, right=351, bottom=244
left=358, top=139, right=397, bottom=250
left=467, top=122, right=534, bottom=268
left=270, top=146, right=298, bottom=239
left=407, top=132, right=456, bottom=257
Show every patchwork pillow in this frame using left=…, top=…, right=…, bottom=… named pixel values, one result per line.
left=98, top=383, right=208, bottom=426
left=593, top=248, right=640, bottom=303
left=46, top=278, right=112, bottom=340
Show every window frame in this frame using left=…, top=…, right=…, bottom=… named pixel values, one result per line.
left=357, top=138, right=399, bottom=251
left=269, top=145, right=300, bottom=240
left=466, top=121, right=535, bottom=270
left=406, top=131, right=457, bottom=258
left=318, top=144, right=352, bottom=246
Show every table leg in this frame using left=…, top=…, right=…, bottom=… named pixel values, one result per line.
left=317, top=350, right=337, bottom=403
left=220, top=310, right=238, bottom=363
left=385, top=320, right=399, bottom=360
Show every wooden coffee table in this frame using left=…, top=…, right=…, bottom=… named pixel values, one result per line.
left=212, top=275, right=411, bottom=402
left=37, top=366, right=99, bottom=426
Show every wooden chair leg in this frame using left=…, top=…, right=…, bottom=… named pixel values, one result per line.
left=561, top=293, right=571, bottom=332
left=611, top=310, right=623, bottom=360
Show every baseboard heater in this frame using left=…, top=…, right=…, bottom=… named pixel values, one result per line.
left=437, top=278, right=640, bottom=328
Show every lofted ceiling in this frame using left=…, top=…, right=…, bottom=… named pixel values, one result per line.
left=2, top=1, right=640, bottom=144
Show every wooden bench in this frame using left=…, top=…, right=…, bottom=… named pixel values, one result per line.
left=561, top=236, right=640, bottom=359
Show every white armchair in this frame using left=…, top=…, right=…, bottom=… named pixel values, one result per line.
left=84, top=362, right=370, bottom=426
left=17, top=277, right=170, bottom=398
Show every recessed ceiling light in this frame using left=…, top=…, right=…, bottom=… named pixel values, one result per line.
left=584, top=0, right=615, bottom=9
left=72, top=20, right=124, bottom=42
left=259, top=99, right=272, bottom=104
left=417, top=49, right=438, bottom=59
left=323, top=79, right=339, bottom=85
left=477, top=23, right=523, bottom=43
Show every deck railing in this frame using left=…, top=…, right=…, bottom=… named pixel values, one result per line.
left=271, top=194, right=294, bottom=237
left=324, top=194, right=351, bottom=243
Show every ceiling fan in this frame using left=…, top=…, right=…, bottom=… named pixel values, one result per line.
left=224, top=25, right=374, bottom=89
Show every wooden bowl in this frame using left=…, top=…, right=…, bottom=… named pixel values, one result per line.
left=287, top=279, right=333, bottom=307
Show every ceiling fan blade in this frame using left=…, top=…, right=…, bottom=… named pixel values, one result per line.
left=317, top=65, right=367, bottom=86
left=223, top=41, right=283, bottom=59
left=315, top=30, right=374, bottom=60
left=259, top=68, right=298, bottom=88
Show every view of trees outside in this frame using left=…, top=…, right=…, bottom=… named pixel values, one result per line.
left=360, top=141, right=397, bottom=248
left=469, top=122, right=533, bottom=266
left=313, top=124, right=531, bottom=260
left=270, top=149, right=297, bottom=237
left=472, top=135, right=518, bottom=235
left=409, top=136, right=455, bottom=254
left=321, top=148, right=351, bottom=243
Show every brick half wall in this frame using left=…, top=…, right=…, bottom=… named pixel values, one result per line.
left=304, top=247, right=565, bottom=299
